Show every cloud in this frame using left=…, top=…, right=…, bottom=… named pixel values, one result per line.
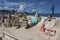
left=0, top=7, right=2, bottom=9
left=0, top=0, right=35, bottom=10
left=0, top=0, right=28, bottom=10
left=0, top=2, right=20, bottom=6
left=4, top=6, right=8, bottom=8
left=0, top=0, right=20, bottom=6
left=32, top=9, right=36, bottom=12
left=0, top=0, right=9, bottom=4
left=0, top=0, right=38, bottom=12
left=18, top=2, right=35, bottom=11
left=39, top=1, right=47, bottom=6
left=38, top=10, right=42, bottom=13
left=18, top=4, right=27, bottom=11
left=8, top=2, right=20, bottom=6
left=27, top=3, right=34, bottom=7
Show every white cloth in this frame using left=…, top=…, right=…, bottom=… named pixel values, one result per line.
left=28, top=20, right=32, bottom=25
left=45, top=19, right=56, bottom=29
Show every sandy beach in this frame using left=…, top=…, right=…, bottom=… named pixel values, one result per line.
left=0, top=16, right=60, bottom=40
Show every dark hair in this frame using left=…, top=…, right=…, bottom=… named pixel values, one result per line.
left=48, top=14, right=52, bottom=18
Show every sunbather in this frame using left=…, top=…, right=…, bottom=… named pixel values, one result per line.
left=45, top=14, right=52, bottom=21
left=31, top=12, right=39, bottom=25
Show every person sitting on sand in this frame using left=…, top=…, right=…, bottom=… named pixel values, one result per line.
left=31, top=12, right=39, bottom=25
left=45, top=14, right=52, bottom=21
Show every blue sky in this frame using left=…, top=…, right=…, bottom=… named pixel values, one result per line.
left=0, top=0, right=60, bottom=13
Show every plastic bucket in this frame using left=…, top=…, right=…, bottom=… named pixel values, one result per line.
left=40, top=24, right=45, bottom=32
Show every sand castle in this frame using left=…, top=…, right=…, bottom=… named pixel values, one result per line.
left=0, top=11, right=60, bottom=40
left=2, top=16, right=60, bottom=40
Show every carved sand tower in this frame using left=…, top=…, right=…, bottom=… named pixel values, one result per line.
left=11, top=15, right=15, bottom=27
left=0, top=13, right=5, bottom=27
left=6, top=13, right=12, bottom=27
left=22, top=13, right=28, bottom=27
left=14, top=11, right=21, bottom=29
left=2, top=14, right=5, bottom=23
left=0, top=14, right=2, bottom=26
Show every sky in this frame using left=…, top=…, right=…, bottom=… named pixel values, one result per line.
left=0, top=0, right=60, bottom=13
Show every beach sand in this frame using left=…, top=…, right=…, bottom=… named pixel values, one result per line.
left=0, top=17, right=60, bottom=40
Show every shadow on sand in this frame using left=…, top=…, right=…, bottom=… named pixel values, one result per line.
left=0, top=37, right=2, bottom=40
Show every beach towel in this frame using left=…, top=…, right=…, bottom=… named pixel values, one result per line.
left=45, top=19, right=56, bottom=29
